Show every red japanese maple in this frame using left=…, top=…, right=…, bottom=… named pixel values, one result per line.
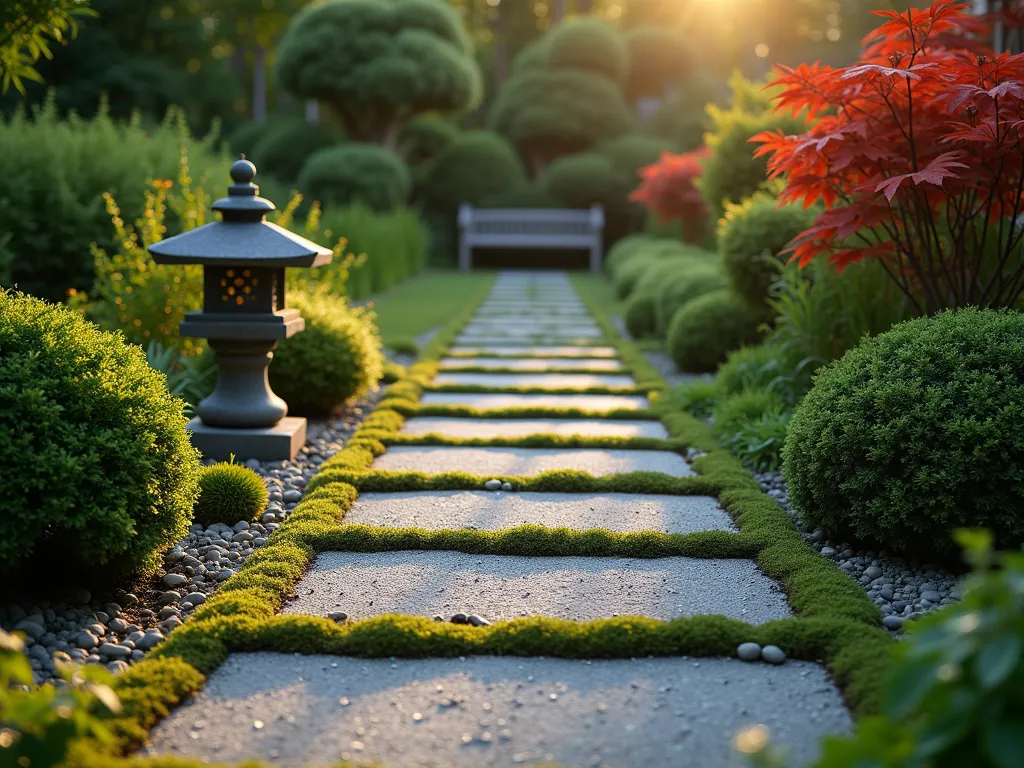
left=630, top=148, right=711, bottom=242
left=753, top=2, right=1024, bottom=312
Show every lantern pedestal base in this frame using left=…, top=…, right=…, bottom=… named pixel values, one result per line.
left=186, top=417, right=307, bottom=462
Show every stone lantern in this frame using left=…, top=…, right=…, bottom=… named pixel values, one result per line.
left=148, top=157, right=332, bottom=461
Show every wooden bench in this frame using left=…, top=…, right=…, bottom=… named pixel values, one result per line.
left=457, top=205, right=605, bottom=273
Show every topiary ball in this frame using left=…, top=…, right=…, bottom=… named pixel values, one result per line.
left=298, top=144, right=410, bottom=212
left=251, top=119, right=342, bottom=185
left=193, top=462, right=269, bottom=527
left=718, top=192, right=818, bottom=308
left=612, top=240, right=711, bottom=300
left=625, top=257, right=700, bottom=338
left=782, top=308, right=1024, bottom=556
left=0, top=291, right=200, bottom=574
left=666, top=289, right=763, bottom=372
left=654, top=263, right=728, bottom=335
left=270, top=288, right=384, bottom=415
left=604, top=233, right=657, bottom=276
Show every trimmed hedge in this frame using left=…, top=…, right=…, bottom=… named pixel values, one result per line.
left=297, top=143, right=410, bottom=212
left=654, top=264, right=728, bottom=336
left=421, top=130, right=527, bottom=212
left=667, top=289, right=763, bottom=372
left=612, top=240, right=712, bottom=300
left=604, top=233, right=658, bottom=276
left=250, top=119, right=342, bottom=185
left=0, top=291, right=200, bottom=574
left=269, top=288, right=384, bottom=416
left=783, top=308, right=1024, bottom=556
left=625, top=253, right=717, bottom=338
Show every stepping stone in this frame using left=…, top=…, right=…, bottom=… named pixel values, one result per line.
left=373, top=446, right=692, bottom=477
left=420, top=393, right=648, bottom=411
left=460, top=326, right=603, bottom=338
left=401, top=417, right=668, bottom=439
left=464, top=319, right=601, bottom=331
left=284, top=552, right=788, bottom=622
left=449, top=345, right=618, bottom=358
left=431, top=373, right=636, bottom=390
left=439, top=357, right=624, bottom=371
left=347, top=491, right=735, bottom=533
left=145, top=654, right=849, bottom=768
left=455, top=336, right=602, bottom=346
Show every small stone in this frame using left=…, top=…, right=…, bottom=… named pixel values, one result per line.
left=883, top=615, right=905, bottom=631
left=261, top=512, right=277, bottom=524
left=184, top=592, right=207, bottom=606
left=75, top=631, right=98, bottom=650
left=451, top=613, right=470, bottom=625
left=761, top=645, right=786, bottom=664
left=108, top=618, right=129, bottom=633
left=135, top=632, right=165, bottom=651
left=737, top=642, right=762, bottom=662
left=283, top=489, right=303, bottom=503
left=162, top=573, right=188, bottom=588
left=327, top=611, right=348, bottom=623
left=166, top=549, right=186, bottom=563
left=820, top=547, right=836, bottom=557
left=245, top=458, right=261, bottom=469
left=233, top=521, right=250, bottom=532
left=501, top=482, right=512, bottom=492
left=483, top=479, right=502, bottom=491
left=158, top=591, right=181, bottom=606
left=120, top=593, right=140, bottom=608
left=863, top=566, right=883, bottom=580
left=161, top=616, right=183, bottom=631
left=467, top=614, right=490, bottom=627
left=231, top=531, right=253, bottom=543
left=13, top=619, right=45, bottom=640
left=158, top=606, right=180, bottom=620
left=131, top=650, right=145, bottom=662
left=107, top=660, right=130, bottom=674
left=433, top=615, right=444, bottom=622
left=67, top=587, right=91, bottom=605
left=920, top=590, right=942, bottom=603
left=217, top=569, right=235, bottom=582
left=99, top=643, right=132, bottom=659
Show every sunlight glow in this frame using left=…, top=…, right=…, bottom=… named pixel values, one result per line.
left=755, top=43, right=770, bottom=58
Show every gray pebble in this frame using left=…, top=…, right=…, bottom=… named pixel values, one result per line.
left=283, top=489, right=303, bottom=503
left=737, top=642, right=761, bottom=662
left=158, top=591, right=181, bottom=605
left=761, top=645, right=786, bottom=665
left=882, top=615, right=905, bottom=631
left=820, top=547, right=835, bottom=557
left=162, top=573, right=188, bottom=588
left=327, top=611, right=348, bottom=623
left=75, top=631, right=98, bottom=650
left=108, top=618, right=129, bottom=633
left=135, top=632, right=165, bottom=651
left=184, top=592, right=207, bottom=606
left=13, top=619, right=45, bottom=640
left=99, top=643, right=132, bottom=659
left=467, top=614, right=490, bottom=627
left=501, top=482, right=512, bottom=492
left=483, top=479, right=502, bottom=491
left=451, top=613, right=470, bottom=625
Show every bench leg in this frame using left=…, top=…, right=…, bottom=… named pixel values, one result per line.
left=589, top=243, right=601, bottom=273
left=458, top=238, right=471, bottom=272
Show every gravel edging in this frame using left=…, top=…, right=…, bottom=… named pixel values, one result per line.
left=1, top=390, right=385, bottom=684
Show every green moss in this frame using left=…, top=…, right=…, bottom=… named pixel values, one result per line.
left=192, top=462, right=268, bottom=528
left=425, top=383, right=649, bottom=396
left=385, top=434, right=685, bottom=451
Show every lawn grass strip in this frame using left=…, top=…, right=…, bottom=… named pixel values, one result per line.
left=71, top=274, right=892, bottom=767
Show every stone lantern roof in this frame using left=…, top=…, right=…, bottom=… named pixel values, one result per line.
left=148, top=158, right=333, bottom=268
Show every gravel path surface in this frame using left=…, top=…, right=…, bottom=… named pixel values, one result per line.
left=285, top=551, right=790, bottom=623
left=400, top=417, right=668, bottom=439
left=440, top=357, right=624, bottom=371
left=419, top=392, right=649, bottom=411
left=432, top=372, right=636, bottom=389
left=373, top=446, right=693, bottom=477
left=347, top=491, right=736, bottom=533
left=448, top=346, right=618, bottom=358
left=145, top=654, right=849, bottom=768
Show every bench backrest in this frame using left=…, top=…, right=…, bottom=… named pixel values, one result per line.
left=457, top=205, right=604, bottom=272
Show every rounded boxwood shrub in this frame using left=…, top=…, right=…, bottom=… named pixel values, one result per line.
left=298, top=144, right=410, bottom=212
left=269, top=288, right=384, bottom=416
left=193, top=461, right=269, bottom=527
left=625, top=257, right=701, bottom=339
left=718, top=192, right=818, bottom=307
left=421, top=130, right=527, bottom=212
left=251, top=120, right=342, bottom=185
left=605, top=233, right=657, bottom=276
left=612, top=241, right=713, bottom=300
left=782, top=309, right=1024, bottom=556
left=0, top=291, right=200, bottom=574
left=667, top=289, right=763, bottom=372
left=654, top=264, right=728, bottom=335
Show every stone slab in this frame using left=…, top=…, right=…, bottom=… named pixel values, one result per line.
left=373, top=446, right=692, bottom=477
left=431, top=372, right=636, bottom=390
left=144, top=654, right=849, bottom=768
left=460, top=326, right=603, bottom=338
left=284, top=551, right=787, bottom=623
left=347, top=491, right=735, bottom=534
left=187, top=416, right=306, bottom=462
left=401, top=417, right=668, bottom=439
left=455, top=336, right=602, bottom=346
left=419, top=393, right=648, bottom=411
left=439, top=357, right=623, bottom=371
left=448, top=346, right=618, bottom=358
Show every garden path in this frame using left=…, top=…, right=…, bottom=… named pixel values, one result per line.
left=144, top=272, right=851, bottom=767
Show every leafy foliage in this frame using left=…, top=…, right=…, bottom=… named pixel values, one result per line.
left=193, top=460, right=269, bottom=527
left=0, top=290, right=200, bottom=574
left=783, top=308, right=1024, bottom=556
left=631, top=148, right=711, bottom=243
left=0, top=628, right=122, bottom=763
left=421, top=130, right=527, bottom=212
left=0, top=0, right=95, bottom=93
left=654, top=263, right=728, bottom=336
left=250, top=119, right=342, bottom=185
left=666, top=288, right=763, bottom=372
left=718, top=192, right=819, bottom=308
left=625, top=256, right=713, bottom=339
left=612, top=240, right=713, bottom=300
left=546, top=16, right=628, bottom=85
left=297, top=143, right=411, bottom=213
left=269, top=287, right=384, bottom=416
left=144, top=341, right=215, bottom=412
left=275, top=0, right=481, bottom=147
left=754, top=2, right=1024, bottom=312
left=712, top=388, right=790, bottom=472
left=604, top=232, right=658, bottom=276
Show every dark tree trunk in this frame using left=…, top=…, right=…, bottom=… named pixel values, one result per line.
left=552, top=0, right=566, bottom=22
left=493, top=3, right=508, bottom=91
left=252, top=45, right=267, bottom=123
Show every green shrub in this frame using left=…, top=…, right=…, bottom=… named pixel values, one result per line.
left=752, top=532, right=1024, bottom=768
left=710, top=387, right=790, bottom=471
left=654, top=263, right=728, bottom=335
left=0, top=629, right=122, bottom=764
left=250, top=119, right=342, bottom=185
left=0, top=291, right=200, bottom=574
left=479, top=185, right=561, bottom=209
left=227, top=116, right=295, bottom=157
left=546, top=17, right=629, bottom=85
left=782, top=309, right=1024, bottom=556
left=711, top=387, right=785, bottom=438
left=671, top=378, right=719, bottom=418
left=542, top=152, right=622, bottom=210
left=612, top=241, right=713, bottom=300
left=624, top=257, right=704, bottom=338
left=718, top=192, right=818, bottom=308
left=421, top=130, right=527, bottom=212
left=605, top=233, right=658, bottom=276
left=667, top=289, right=763, bottom=372
left=699, top=107, right=806, bottom=218
left=399, top=113, right=461, bottom=169
left=144, top=341, right=216, bottom=410
left=193, top=461, right=269, bottom=527
left=0, top=100, right=228, bottom=302
left=269, top=288, right=384, bottom=415
left=297, top=143, right=411, bottom=212
left=650, top=71, right=719, bottom=151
